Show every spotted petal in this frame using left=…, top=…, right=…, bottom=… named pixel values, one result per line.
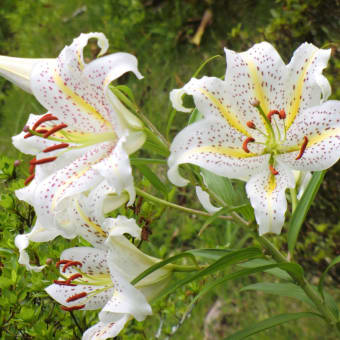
left=278, top=101, right=340, bottom=171
left=82, top=315, right=130, bottom=340
left=168, top=118, right=268, bottom=186
left=246, top=162, right=295, bottom=235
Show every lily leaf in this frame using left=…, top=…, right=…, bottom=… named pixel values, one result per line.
left=288, top=170, right=326, bottom=256
left=224, top=312, right=321, bottom=340
left=318, top=255, right=340, bottom=298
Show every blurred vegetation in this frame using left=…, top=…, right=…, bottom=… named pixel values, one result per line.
left=0, top=0, right=339, bottom=339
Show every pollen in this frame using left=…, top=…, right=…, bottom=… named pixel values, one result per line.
left=296, top=136, right=308, bottom=160
left=66, top=292, right=87, bottom=302
left=246, top=121, right=256, bottom=129
left=43, top=143, right=69, bottom=153
left=62, top=261, right=82, bottom=273
left=43, top=123, right=68, bottom=138
left=242, top=137, right=255, bottom=153
left=61, top=304, right=85, bottom=311
left=30, top=156, right=57, bottom=165
left=32, top=114, right=58, bottom=131
left=24, top=174, right=35, bottom=186
left=269, top=164, right=279, bottom=175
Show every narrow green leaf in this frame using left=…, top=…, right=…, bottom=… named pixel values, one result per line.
left=318, top=255, right=340, bottom=298
left=239, top=259, right=292, bottom=281
left=240, top=282, right=316, bottom=307
left=224, top=313, right=321, bottom=340
left=135, top=163, right=168, bottom=194
left=130, top=252, right=198, bottom=285
left=115, top=84, right=135, bottom=102
left=166, top=108, right=177, bottom=140
left=187, top=248, right=233, bottom=261
left=288, top=170, right=326, bottom=255
left=183, top=263, right=303, bottom=318
left=155, top=247, right=262, bottom=301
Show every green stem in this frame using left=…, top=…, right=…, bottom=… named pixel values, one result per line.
left=290, top=188, right=297, bottom=213
left=135, top=187, right=233, bottom=221
left=257, top=235, right=338, bottom=327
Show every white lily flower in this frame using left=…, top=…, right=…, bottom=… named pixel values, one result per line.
left=45, top=217, right=172, bottom=340
left=1, top=33, right=146, bottom=266
left=195, top=186, right=222, bottom=213
left=168, top=42, right=340, bottom=235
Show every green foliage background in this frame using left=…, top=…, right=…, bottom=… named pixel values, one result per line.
left=0, top=0, right=339, bottom=339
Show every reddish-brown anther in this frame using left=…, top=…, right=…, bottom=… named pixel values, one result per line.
left=62, top=261, right=82, bottom=273
left=56, top=259, right=71, bottom=268
left=66, top=292, right=87, bottom=302
left=296, top=136, right=308, bottom=160
left=54, top=280, right=76, bottom=287
left=36, top=129, right=48, bottom=134
left=24, top=174, right=35, bottom=186
left=242, top=137, right=255, bottom=153
left=43, top=143, right=69, bottom=153
left=61, top=304, right=85, bottom=311
left=29, top=158, right=36, bottom=174
left=269, top=164, right=279, bottom=175
left=32, top=114, right=58, bottom=131
left=23, top=125, right=30, bottom=132
left=43, top=123, right=68, bottom=138
left=246, top=121, right=256, bottom=129
left=279, top=109, right=286, bottom=119
left=267, top=110, right=280, bottom=121
left=30, top=157, right=57, bottom=165
left=65, top=273, right=83, bottom=283
left=24, top=132, right=33, bottom=139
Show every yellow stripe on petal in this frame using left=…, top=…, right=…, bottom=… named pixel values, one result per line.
left=74, top=199, right=107, bottom=237
left=286, top=52, right=317, bottom=130
left=243, top=58, right=271, bottom=134
left=53, top=71, right=112, bottom=128
left=188, top=145, right=257, bottom=158
left=307, top=127, right=340, bottom=147
left=266, top=174, right=276, bottom=233
left=199, top=88, right=251, bottom=137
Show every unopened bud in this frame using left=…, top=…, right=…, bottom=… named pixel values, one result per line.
left=45, top=258, right=53, bottom=265
left=14, top=160, right=21, bottom=167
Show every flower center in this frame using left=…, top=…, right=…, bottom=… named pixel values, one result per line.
left=54, top=258, right=113, bottom=311
left=243, top=101, right=308, bottom=175
left=23, top=113, right=117, bottom=185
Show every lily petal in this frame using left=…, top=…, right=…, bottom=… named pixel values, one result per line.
left=0, top=56, right=52, bottom=93
left=82, top=315, right=130, bottom=340
left=279, top=101, right=340, bottom=171
left=15, top=221, right=60, bottom=271
left=285, top=43, right=331, bottom=130
left=196, top=186, right=222, bottom=213
left=246, top=162, right=295, bottom=235
left=168, top=118, right=267, bottom=186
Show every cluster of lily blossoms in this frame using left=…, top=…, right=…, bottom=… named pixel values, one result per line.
left=1, top=31, right=340, bottom=339
left=0, top=32, right=172, bottom=339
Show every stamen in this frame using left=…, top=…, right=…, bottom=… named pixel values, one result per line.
left=29, top=158, right=36, bottom=174
left=32, top=114, right=58, bottom=131
left=56, top=259, right=70, bottom=268
left=24, top=174, right=35, bottom=186
left=242, top=137, right=255, bottom=153
left=66, top=273, right=83, bottom=282
left=269, top=164, right=279, bottom=175
left=62, top=261, right=82, bottom=273
left=23, top=125, right=30, bottom=132
left=246, top=121, right=256, bottom=129
left=61, top=304, right=85, bottom=311
left=267, top=110, right=286, bottom=122
left=24, top=132, right=33, bottom=139
left=43, top=143, right=69, bottom=153
left=36, top=129, right=48, bottom=134
left=43, top=123, right=68, bottom=138
left=296, top=136, right=308, bottom=160
left=30, top=157, right=57, bottom=165
left=54, top=280, right=76, bottom=287
left=66, top=292, right=87, bottom=302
